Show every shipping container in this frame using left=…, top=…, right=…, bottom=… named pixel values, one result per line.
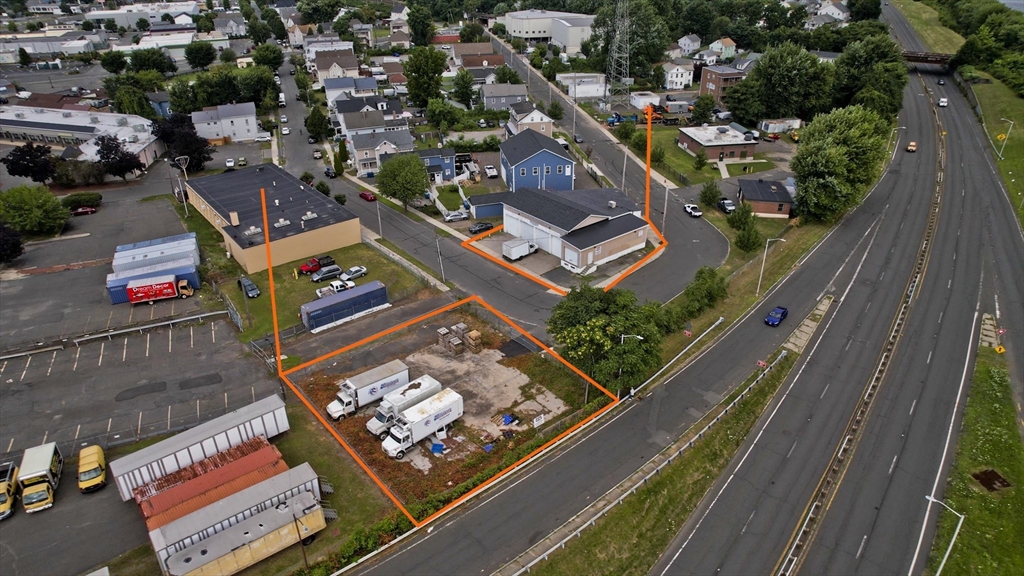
left=112, top=240, right=201, bottom=273
left=146, top=459, right=289, bottom=531
left=133, top=437, right=272, bottom=503
left=150, top=463, right=321, bottom=568
left=300, top=281, right=389, bottom=333
left=164, top=492, right=326, bottom=576
left=106, top=260, right=200, bottom=305
left=109, top=395, right=289, bottom=502
left=140, top=444, right=284, bottom=518
left=116, top=233, right=197, bottom=253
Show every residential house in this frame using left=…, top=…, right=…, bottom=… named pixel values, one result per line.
left=390, top=2, right=410, bottom=21
left=149, top=23, right=197, bottom=36
left=453, top=42, right=495, bottom=66
left=738, top=179, right=794, bottom=218
left=818, top=1, right=850, bottom=22
left=315, top=49, right=360, bottom=80
left=147, top=91, right=172, bottom=117
left=804, top=14, right=838, bottom=30
left=324, top=77, right=378, bottom=103
left=236, top=56, right=255, bottom=68
left=506, top=101, right=553, bottom=136
left=461, top=54, right=505, bottom=69
left=383, top=148, right=458, bottom=184
left=304, top=40, right=355, bottom=68
left=810, top=50, right=840, bottom=63
left=481, top=83, right=528, bottom=111
left=190, top=102, right=259, bottom=143
left=350, top=130, right=415, bottom=176
left=678, top=34, right=701, bottom=55
left=677, top=125, right=757, bottom=161
left=389, top=31, right=410, bottom=49
left=331, top=96, right=403, bottom=127
left=663, top=59, right=694, bottom=90
left=287, top=24, right=316, bottom=47
left=467, top=67, right=497, bottom=85
left=350, top=21, right=374, bottom=45
left=694, top=50, right=718, bottom=66
left=731, top=53, right=761, bottom=72
left=499, top=129, right=575, bottom=192
left=709, top=37, right=737, bottom=59
left=665, top=42, right=683, bottom=60
left=699, top=65, right=747, bottom=107
left=338, top=109, right=409, bottom=139
left=390, top=19, right=409, bottom=34
left=381, top=61, right=404, bottom=76
left=215, top=16, right=247, bottom=37
left=389, top=73, right=408, bottom=88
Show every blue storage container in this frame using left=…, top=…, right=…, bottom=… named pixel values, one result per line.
left=106, top=263, right=200, bottom=305
left=115, top=232, right=197, bottom=253
left=300, top=281, right=388, bottom=331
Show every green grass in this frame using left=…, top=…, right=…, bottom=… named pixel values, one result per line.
left=221, top=243, right=425, bottom=342
left=149, top=194, right=247, bottom=284
left=649, top=125, right=718, bottom=186
left=725, top=154, right=777, bottom=177
left=971, top=71, right=1024, bottom=228
left=926, top=348, right=1024, bottom=576
left=436, top=185, right=463, bottom=211
left=462, top=184, right=493, bottom=197
left=376, top=237, right=444, bottom=283
left=890, top=0, right=965, bottom=54
left=531, top=350, right=798, bottom=576
left=97, top=542, right=161, bottom=576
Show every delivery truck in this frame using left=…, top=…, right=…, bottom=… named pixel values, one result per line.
left=18, top=443, right=63, bottom=513
left=0, top=462, right=18, bottom=520
left=502, top=239, right=538, bottom=262
left=326, top=359, right=410, bottom=420
left=77, top=445, right=107, bottom=493
left=366, top=375, right=443, bottom=440
left=126, top=275, right=195, bottom=304
left=382, top=389, right=464, bottom=459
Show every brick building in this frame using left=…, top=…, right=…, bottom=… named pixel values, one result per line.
left=677, top=125, right=757, bottom=161
left=698, top=65, right=747, bottom=107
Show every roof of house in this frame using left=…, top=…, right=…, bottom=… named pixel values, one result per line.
left=509, top=101, right=536, bottom=116
left=714, top=37, right=736, bottom=47
left=381, top=61, right=404, bottom=74
left=703, top=65, right=746, bottom=77
left=389, top=73, right=408, bottom=83
left=183, top=164, right=357, bottom=247
left=214, top=16, right=245, bottom=28
left=350, top=130, right=414, bottom=150
left=341, top=109, right=386, bottom=129
left=562, top=213, right=648, bottom=250
left=810, top=49, right=840, bottom=60
left=665, top=58, right=695, bottom=70
left=823, top=1, right=850, bottom=12
left=467, top=67, right=496, bottom=81
left=501, top=187, right=638, bottom=233
left=808, top=14, right=837, bottom=24
left=333, top=96, right=403, bottom=115
left=147, top=90, right=170, bottom=104
left=731, top=57, right=758, bottom=71
left=481, top=83, right=528, bottom=98
left=738, top=179, right=793, bottom=204
left=315, top=49, right=358, bottom=71
left=418, top=147, right=455, bottom=159
left=323, top=76, right=377, bottom=91
left=681, top=34, right=701, bottom=44
left=468, top=191, right=511, bottom=206
left=391, top=2, right=406, bottom=14
left=390, top=31, right=409, bottom=41
left=453, top=42, right=494, bottom=58
left=191, top=102, right=256, bottom=123
left=461, top=54, right=504, bottom=68
left=499, top=129, right=571, bottom=167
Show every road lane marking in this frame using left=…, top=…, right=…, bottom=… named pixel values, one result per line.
left=820, top=383, right=830, bottom=399
left=879, top=271, right=885, bottom=281
left=107, top=418, right=112, bottom=432
left=948, top=279, right=951, bottom=289
left=856, top=535, right=868, bottom=559
left=910, top=399, right=917, bottom=415
left=0, top=360, right=6, bottom=375
left=927, top=351, right=932, bottom=364
left=995, top=294, right=1000, bottom=319
left=128, top=305, right=134, bottom=324
left=73, top=347, right=80, bottom=371
left=211, top=322, right=216, bottom=343
left=190, top=326, right=194, bottom=348
left=47, top=351, right=56, bottom=376
left=889, top=454, right=898, bottom=475
left=146, top=333, right=150, bottom=357
left=150, top=306, right=155, bottom=320
left=816, top=211, right=882, bottom=301
left=41, top=431, right=47, bottom=444
left=20, top=356, right=31, bottom=381
left=787, top=441, right=798, bottom=458
left=168, top=329, right=172, bottom=353
left=6, top=438, right=13, bottom=453
left=845, top=339, right=853, bottom=351
left=866, top=302, right=871, bottom=312
left=98, top=342, right=104, bottom=366
left=741, top=510, right=756, bottom=534
left=74, top=424, right=80, bottom=441
left=123, top=337, right=128, bottom=362
left=938, top=312, right=943, bottom=324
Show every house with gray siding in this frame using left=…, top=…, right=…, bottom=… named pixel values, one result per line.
left=481, top=83, right=528, bottom=111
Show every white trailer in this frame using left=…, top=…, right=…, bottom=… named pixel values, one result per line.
left=366, top=375, right=443, bottom=440
left=326, top=360, right=410, bottom=420
left=502, top=239, right=538, bottom=262
left=757, top=118, right=802, bottom=134
left=109, top=395, right=289, bottom=502
left=382, top=389, right=464, bottom=459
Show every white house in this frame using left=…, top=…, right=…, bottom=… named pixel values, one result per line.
left=709, top=37, right=737, bottom=59
left=324, top=77, right=378, bottom=103
left=663, top=59, right=694, bottom=90
left=315, top=50, right=360, bottom=80
left=694, top=50, right=718, bottom=65
left=304, top=40, right=355, bottom=68
left=287, top=24, right=316, bottom=47
left=390, top=2, right=410, bottom=22
left=678, top=34, right=701, bottom=55
left=191, top=102, right=259, bottom=142
left=506, top=101, right=553, bottom=136
left=818, top=1, right=851, bottom=21
left=350, top=131, right=415, bottom=177
left=555, top=72, right=608, bottom=99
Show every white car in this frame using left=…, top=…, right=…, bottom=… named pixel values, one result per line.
left=444, top=211, right=469, bottom=222
left=280, top=115, right=288, bottom=123
left=340, top=265, right=367, bottom=281
left=255, top=134, right=272, bottom=142
left=441, top=44, right=451, bottom=50
left=938, top=98, right=948, bottom=107
left=684, top=203, right=703, bottom=218
left=484, top=165, right=498, bottom=178
left=225, top=158, right=235, bottom=167
left=282, top=127, right=291, bottom=135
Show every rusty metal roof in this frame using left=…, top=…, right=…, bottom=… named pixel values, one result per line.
left=132, top=436, right=273, bottom=503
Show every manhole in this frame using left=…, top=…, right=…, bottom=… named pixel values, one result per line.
left=972, top=468, right=1011, bottom=492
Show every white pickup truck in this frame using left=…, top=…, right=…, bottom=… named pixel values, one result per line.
left=315, top=279, right=355, bottom=298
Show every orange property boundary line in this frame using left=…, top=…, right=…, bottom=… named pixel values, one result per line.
left=259, top=196, right=619, bottom=527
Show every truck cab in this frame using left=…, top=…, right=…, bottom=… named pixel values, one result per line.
left=0, top=463, right=18, bottom=521
left=77, top=445, right=107, bottom=493
left=326, top=391, right=356, bottom=420
left=18, top=443, right=63, bottom=513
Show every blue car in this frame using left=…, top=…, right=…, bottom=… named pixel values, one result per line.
left=765, top=306, right=788, bottom=326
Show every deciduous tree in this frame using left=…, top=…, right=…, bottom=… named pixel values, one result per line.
left=452, top=69, right=476, bottom=108
left=248, top=19, right=272, bottom=44
left=96, top=135, right=145, bottom=182
left=297, top=0, right=343, bottom=23
left=0, top=143, right=57, bottom=183
left=114, top=85, right=158, bottom=119
left=0, top=221, right=24, bottom=264
left=459, top=22, right=484, bottom=43
left=495, top=65, right=522, bottom=84
left=408, top=5, right=434, bottom=47
left=406, top=47, right=448, bottom=107
left=100, top=50, right=128, bottom=74
left=690, top=94, right=715, bottom=125
left=136, top=17, right=150, bottom=31
left=699, top=181, right=720, bottom=207
left=130, top=47, right=177, bottom=74
left=0, top=185, right=69, bottom=236
left=376, top=153, right=429, bottom=211
left=185, top=41, right=218, bottom=69
left=252, top=43, right=284, bottom=69
left=305, top=106, right=331, bottom=140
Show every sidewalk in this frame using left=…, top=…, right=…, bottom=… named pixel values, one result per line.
left=344, top=172, right=470, bottom=241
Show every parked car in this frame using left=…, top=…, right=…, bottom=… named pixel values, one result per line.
left=938, top=98, right=948, bottom=107
left=666, top=94, right=677, bottom=101
left=906, top=141, right=917, bottom=152
left=468, top=222, right=494, bottom=234
left=484, top=165, right=498, bottom=178
left=308, top=136, right=317, bottom=144
left=718, top=198, right=736, bottom=214
left=441, top=44, right=451, bottom=50
left=255, top=134, right=272, bottom=142
left=444, top=211, right=469, bottom=222
left=765, top=306, right=788, bottom=327
left=310, top=265, right=343, bottom=282
left=280, top=115, right=288, bottom=123
left=238, top=276, right=260, bottom=298
left=225, top=158, right=235, bottom=167
left=477, top=119, right=487, bottom=128
left=237, top=157, right=247, bottom=166
left=486, top=120, right=495, bottom=127
left=684, top=204, right=702, bottom=218
left=313, top=150, right=323, bottom=159
left=340, top=265, right=367, bottom=281
left=282, top=127, right=291, bottom=135
left=71, top=206, right=97, bottom=216
left=573, top=134, right=584, bottom=143
left=359, top=191, right=376, bottom=201
left=325, top=167, right=337, bottom=178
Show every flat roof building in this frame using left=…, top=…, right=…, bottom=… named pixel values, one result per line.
left=677, top=125, right=757, bottom=161
left=83, top=1, right=200, bottom=28
left=500, top=9, right=593, bottom=45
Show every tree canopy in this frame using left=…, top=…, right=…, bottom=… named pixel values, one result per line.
left=725, top=42, right=836, bottom=127
left=297, top=0, right=343, bottom=23
left=408, top=5, right=435, bottom=47
left=100, top=50, right=128, bottom=74
left=0, top=185, right=69, bottom=236
left=376, top=153, right=429, bottom=211
left=0, top=143, right=57, bottom=183
left=153, top=114, right=216, bottom=171
left=252, top=43, right=284, bottom=69
left=405, top=47, right=448, bottom=107
left=96, top=135, right=145, bottom=182
left=452, top=69, right=476, bottom=108
left=129, top=47, right=177, bottom=74
left=185, top=41, right=218, bottom=69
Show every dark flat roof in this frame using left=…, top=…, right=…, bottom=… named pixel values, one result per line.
left=185, top=164, right=358, bottom=247
left=562, top=214, right=648, bottom=250
left=738, top=178, right=792, bottom=204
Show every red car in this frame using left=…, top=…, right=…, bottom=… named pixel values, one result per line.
left=71, top=207, right=97, bottom=216
left=359, top=191, right=376, bottom=201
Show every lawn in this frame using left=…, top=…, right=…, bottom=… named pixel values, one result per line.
left=726, top=153, right=777, bottom=177
left=971, top=71, right=1024, bottom=228
left=649, top=125, right=719, bottom=187
left=926, top=348, right=1024, bottom=576
left=889, top=0, right=966, bottom=54
left=436, top=184, right=463, bottom=211
left=148, top=194, right=247, bottom=284
left=462, top=183, right=493, bottom=197
left=376, top=238, right=444, bottom=284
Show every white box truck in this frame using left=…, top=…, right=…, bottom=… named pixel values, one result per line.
left=18, top=442, right=64, bottom=513
left=366, top=375, right=443, bottom=440
left=502, top=239, right=538, bottom=262
left=326, top=360, right=410, bottom=420
left=382, top=389, right=464, bottom=459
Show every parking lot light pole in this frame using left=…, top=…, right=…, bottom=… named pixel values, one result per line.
left=174, top=155, right=190, bottom=217
left=925, top=495, right=965, bottom=576
left=376, top=199, right=383, bottom=240
left=756, top=237, right=786, bottom=297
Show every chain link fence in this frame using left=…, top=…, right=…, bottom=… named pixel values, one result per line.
left=210, top=280, right=244, bottom=331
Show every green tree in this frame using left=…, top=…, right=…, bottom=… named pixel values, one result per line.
left=511, top=38, right=527, bottom=53
left=114, top=85, right=158, bottom=119
left=376, top=153, right=429, bottom=211
left=80, top=20, right=94, bottom=31
left=297, top=0, right=343, bottom=23
left=205, top=0, right=214, bottom=9
left=168, top=79, right=199, bottom=113
left=693, top=148, right=708, bottom=171
left=699, top=181, right=720, bottom=207
left=60, top=192, right=103, bottom=210
left=18, top=48, right=32, bottom=67
left=848, top=0, right=882, bottom=22
left=615, top=120, right=636, bottom=142
left=104, top=19, right=118, bottom=32
left=452, top=69, right=476, bottom=108
left=7, top=22, right=18, bottom=32
left=492, top=22, right=506, bottom=36
left=408, top=5, right=435, bottom=47
left=300, top=171, right=315, bottom=184
left=426, top=98, right=462, bottom=130
left=631, top=131, right=647, bottom=154
left=136, top=17, right=150, bottom=31
left=315, top=181, right=331, bottom=195
left=333, top=193, right=347, bottom=205
left=651, top=143, right=665, bottom=165
left=0, top=185, right=69, bottom=236
left=252, top=43, right=284, bottom=69
left=495, top=65, right=522, bottom=84
left=96, top=135, right=145, bottom=182
left=0, top=142, right=56, bottom=183
left=237, top=65, right=276, bottom=103
left=161, top=13, right=174, bottom=23
left=690, top=94, right=715, bottom=125
left=220, top=48, right=238, bottom=63
left=130, top=47, right=177, bottom=73
left=727, top=201, right=756, bottom=230
left=184, top=42, right=218, bottom=69
left=153, top=113, right=216, bottom=171
left=336, top=147, right=348, bottom=168
left=493, top=2, right=509, bottom=16
left=834, top=35, right=903, bottom=106
left=726, top=42, right=835, bottom=127
left=406, top=47, right=448, bottom=107
left=248, top=19, right=272, bottom=44
left=305, top=106, right=331, bottom=140
left=591, top=0, right=669, bottom=79
left=0, top=222, right=25, bottom=265
left=193, top=66, right=243, bottom=107
left=735, top=224, right=762, bottom=253
left=196, top=17, right=215, bottom=33
left=547, top=99, right=564, bottom=120
left=460, top=22, right=484, bottom=43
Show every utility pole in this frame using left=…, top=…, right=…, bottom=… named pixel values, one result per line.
left=174, top=156, right=190, bottom=217
left=376, top=198, right=383, bottom=239
left=435, top=235, right=446, bottom=283
left=662, top=180, right=669, bottom=231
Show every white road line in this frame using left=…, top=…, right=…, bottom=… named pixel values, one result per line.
left=150, top=306, right=155, bottom=320
left=938, top=312, right=943, bottom=324
left=787, top=441, right=798, bottom=458
left=106, top=310, right=113, bottom=328
left=889, top=454, right=899, bottom=475
left=46, top=351, right=56, bottom=376
left=6, top=438, right=13, bottom=453
left=948, top=279, right=951, bottom=288
left=910, top=399, right=917, bottom=416
left=98, top=342, right=104, bottom=367
left=20, top=356, right=31, bottom=381
left=927, top=351, right=933, bottom=364
left=995, top=294, right=1000, bottom=319
left=122, top=337, right=128, bottom=362
left=211, top=322, right=216, bottom=343
left=820, top=383, right=830, bottom=399
left=741, top=510, right=757, bottom=534
left=857, top=535, right=868, bottom=559
left=817, top=215, right=882, bottom=301
left=146, top=333, right=150, bottom=357
left=845, top=339, right=853, bottom=351
left=73, top=347, right=80, bottom=371
left=0, top=360, right=6, bottom=375
left=190, top=326, right=194, bottom=348
left=168, top=329, right=173, bottom=353
left=866, top=301, right=871, bottom=312
left=128, top=305, right=134, bottom=324
left=106, top=418, right=112, bottom=433
left=74, top=424, right=81, bottom=441
left=880, top=271, right=885, bottom=281
left=41, top=431, right=47, bottom=444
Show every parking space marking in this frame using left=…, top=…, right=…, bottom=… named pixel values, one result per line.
left=168, top=329, right=172, bottom=353
left=146, top=333, right=150, bottom=357
left=106, top=418, right=112, bottom=433
left=128, top=305, right=135, bottom=324
left=167, top=405, right=172, bottom=429
left=151, top=306, right=156, bottom=321
left=74, top=424, right=80, bottom=441
left=212, top=322, right=216, bottom=343
left=73, top=347, right=80, bottom=371
left=41, top=431, right=47, bottom=444
left=123, top=337, right=128, bottom=361
left=20, top=356, right=31, bottom=381
left=98, top=342, right=104, bottom=367
left=190, top=326, right=194, bottom=348
left=47, top=351, right=56, bottom=376
left=106, top=310, right=113, bottom=329
left=6, top=438, right=13, bottom=453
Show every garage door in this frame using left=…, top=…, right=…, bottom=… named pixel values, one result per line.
left=505, top=212, right=522, bottom=237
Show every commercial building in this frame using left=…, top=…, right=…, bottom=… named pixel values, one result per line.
left=499, top=9, right=592, bottom=47
left=737, top=178, right=794, bottom=218
left=555, top=72, right=607, bottom=99
left=191, top=102, right=259, bottom=144
left=112, top=31, right=229, bottom=61
left=499, top=129, right=574, bottom=192
left=184, top=164, right=361, bottom=273
left=83, top=1, right=200, bottom=28
left=630, top=91, right=661, bottom=111
left=0, top=105, right=165, bottom=168
left=677, top=125, right=758, bottom=161
left=698, top=65, right=747, bottom=107
left=0, top=30, right=105, bottom=55
left=549, top=14, right=594, bottom=55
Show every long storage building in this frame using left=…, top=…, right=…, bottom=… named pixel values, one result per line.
left=300, top=280, right=389, bottom=333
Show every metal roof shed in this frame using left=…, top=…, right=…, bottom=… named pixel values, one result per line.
left=116, top=232, right=197, bottom=252
left=109, top=395, right=289, bottom=502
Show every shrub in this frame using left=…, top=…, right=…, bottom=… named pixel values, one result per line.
left=727, top=201, right=756, bottom=231
left=735, top=224, right=763, bottom=253
left=699, top=181, right=720, bottom=207
left=299, top=171, right=315, bottom=184
left=60, top=192, right=103, bottom=210
left=333, top=193, right=347, bottom=205
left=315, top=181, right=330, bottom=195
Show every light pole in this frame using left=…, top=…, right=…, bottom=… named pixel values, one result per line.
left=998, top=117, right=1014, bottom=159
left=925, top=495, right=965, bottom=576
left=890, top=125, right=906, bottom=149
left=756, top=237, right=786, bottom=297
left=375, top=198, right=383, bottom=240
left=435, top=235, right=446, bottom=283
left=174, top=155, right=190, bottom=217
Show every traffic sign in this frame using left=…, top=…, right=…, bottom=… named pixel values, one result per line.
left=995, top=345, right=1006, bottom=354
left=757, top=360, right=767, bottom=368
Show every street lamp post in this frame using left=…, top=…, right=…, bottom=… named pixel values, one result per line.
left=756, top=238, right=786, bottom=297
left=925, top=495, right=965, bottom=576
left=174, top=155, right=190, bottom=217
left=435, top=235, right=446, bottom=283
left=998, top=117, right=1014, bottom=159
left=375, top=198, right=383, bottom=240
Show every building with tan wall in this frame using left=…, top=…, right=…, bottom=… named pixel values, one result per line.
left=184, top=164, right=360, bottom=273
left=738, top=178, right=794, bottom=219
left=677, top=125, right=757, bottom=162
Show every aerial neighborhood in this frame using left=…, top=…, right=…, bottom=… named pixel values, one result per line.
left=0, top=0, right=1021, bottom=574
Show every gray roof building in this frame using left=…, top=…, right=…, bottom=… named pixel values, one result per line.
left=499, top=129, right=571, bottom=167
left=502, top=187, right=639, bottom=232
left=738, top=178, right=794, bottom=204
left=350, top=129, right=414, bottom=151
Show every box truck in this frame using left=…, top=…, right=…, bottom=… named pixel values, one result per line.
left=326, top=360, right=410, bottom=420
left=18, top=443, right=63, bottom=513
left=126, top=275, right=195, bottom=304
left=382, top=389, right=464, bottom=459
left=502, top=239, right=538, bottom=261
left=366, top=375, right=443, bottom=440
left=0, top=462, right=18, bottom=520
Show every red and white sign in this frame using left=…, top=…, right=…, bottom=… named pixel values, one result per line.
left=684, top=330, right=692, bottom=337
left=127, top=279, right=178, bottom=304
left=757, top=360, right=767, bottom=368
left=997, top=328, right=1006, bottom=335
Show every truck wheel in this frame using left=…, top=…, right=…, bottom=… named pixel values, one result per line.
left=396, top=450, right=405, bottom=460
left=301, top=535, right=316, bottom=546
left=378, top=431, right=389, bottom=441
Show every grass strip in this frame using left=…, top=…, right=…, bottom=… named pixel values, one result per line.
left=375, top=237, right=444, bottom=283
left=530, top=350, right=798, bottom=576
left=926, top=347, right=1024, bottom=575
left=889, top=0, right=966, bottom=54
left=970, top=70, right=1024, bottom=229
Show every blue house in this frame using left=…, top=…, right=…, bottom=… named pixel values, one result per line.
left=499, top=130, right=575, bottom=192
left=418, top=147, right=456, bottom=184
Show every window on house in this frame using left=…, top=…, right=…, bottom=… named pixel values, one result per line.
left=778, top=204, right=785, bottom=212
left=557, top=165, right=563, bottom=174
left=533, top=167, right=539, bottom=176
left=729, top=151, right=735, bottom=157
left=541, top=125, right=545, bottom=131
left=364, top=151, right=369, bottom=158
left=245, top=119, right=249, bottom=125
left=565, top=165, right=571, bottom=174
left=595, top=246, right=602, bottom=255
left=520, top=168, right=526, bottom=176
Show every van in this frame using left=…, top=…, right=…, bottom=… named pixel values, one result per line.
left=278, top=93, right=287, bottom=108
left=0, top=463, right=18, bottom=520
left=311, top=265, right=343, bottom=282
left=77, top=445, right=106, bottom=493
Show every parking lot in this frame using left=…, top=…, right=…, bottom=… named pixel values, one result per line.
left=209, top=139, right=270, bottom=170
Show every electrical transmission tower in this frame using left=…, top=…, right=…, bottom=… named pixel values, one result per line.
left=605, top=0, right=631, bottom=110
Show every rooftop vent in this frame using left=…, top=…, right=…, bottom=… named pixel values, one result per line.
left=717, top=127, right=728, bottom=133
left=62, top=111, right=73, bottom=118
left=14, top=112, right=25, bottom=118
left=607, top=200, right=617, bottom=209
left=300, top=211, right=318, bottom=221
left=90, top=116, right=100, bottom=123
left=116, top=117, right=128, bottom=126
left=243, top=225, right=263, bottom=236
left=229, top=211, right=239, bottom=226
left=273, top=218, right=291, bottom=228
left=128, top=135, right=139, bottom=143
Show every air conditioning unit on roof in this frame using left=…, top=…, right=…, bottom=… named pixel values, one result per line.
left=301, top=211, right=318, bottom=221
left=243, top=226, right=263, bottom=236
left=273, top=218, right=291, bottom=228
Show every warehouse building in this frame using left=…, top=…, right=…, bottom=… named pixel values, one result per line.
left=184, top=164, right=361, bottom=274
left=83, top=1, right=200, bottom=28
left=499, top=9, right=593, bottom=48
